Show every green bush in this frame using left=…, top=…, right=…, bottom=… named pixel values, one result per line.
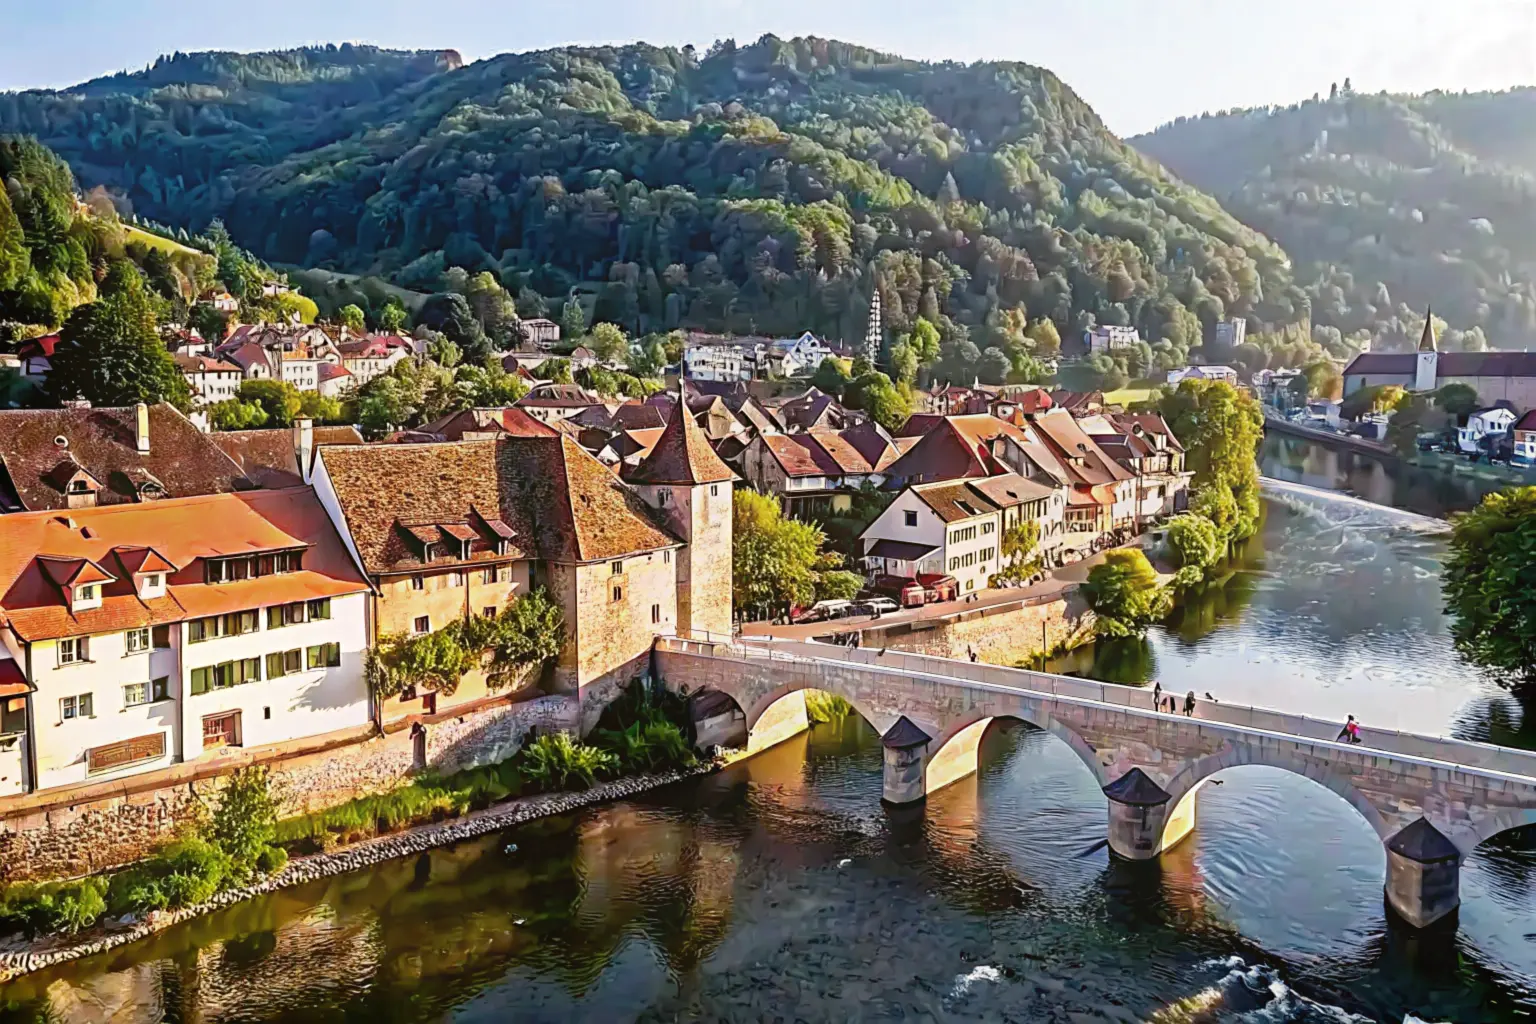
left=596, top=720, right=696, bottom=774
left=0, top=877, right=109, bottom=937
left=255, top=846, right=288, bottom=875
left=804, top=691, right=852, bottom=724
left=520, top=733, right=618, bottom=791
left=207, top=767, right=278, bottom=874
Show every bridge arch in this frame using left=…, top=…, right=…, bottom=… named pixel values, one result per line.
left=926, top=712, right=1107, bottom=797
left=1159, top=746, right=1392, bottom=852
left=1458, top=808, right=1536, bottom=855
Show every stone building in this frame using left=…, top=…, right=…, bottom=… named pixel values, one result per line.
left=1342, top=315, right=1536, bottom=407
left=312, top=408, right=733, bottom=722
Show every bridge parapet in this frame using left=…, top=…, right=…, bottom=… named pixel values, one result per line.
left=655, top=635, right=1536, bottom=930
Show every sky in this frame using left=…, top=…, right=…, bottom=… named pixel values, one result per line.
left=2, top=0, right=1534, bottom=136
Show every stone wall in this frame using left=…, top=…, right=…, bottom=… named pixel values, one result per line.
left=854, top=592, right=1094, bottom=665
left=0, top=695, right=578, bottom=884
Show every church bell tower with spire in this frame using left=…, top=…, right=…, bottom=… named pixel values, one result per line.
left=1415, top=310, right=1439, bottom=392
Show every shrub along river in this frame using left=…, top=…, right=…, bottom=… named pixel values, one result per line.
left=1, top=434, right=1534, bottom=1022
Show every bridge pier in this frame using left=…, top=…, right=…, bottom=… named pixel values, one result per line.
left=1103, top=769, right=1173, bottom=860
left=1384, top=818, right=1461, bottom=929
left=881, top=717, right=933, bottom=805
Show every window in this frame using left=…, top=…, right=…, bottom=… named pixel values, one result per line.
left=411, top=575, right=424, bottom=591
left=612, top=585, right=623, bottom=603
left=58, top=637, right=88, bottom=666
left=610, top=560, right=623, bottom=575
left=497, top=565, right=512, bottom=583
left=482, top=607, right=497, bottom=619
left=152, top=625, right=171, bottom=649
left=657, top=489, right=671, bottom=506
left=60, top=693, right=93, bottom=720
left=151, top=676, right=169, bottom=702
left=145, top=574, right=162, bottom=590
left=447, top=572, right=464, bottom=587
left=68, top=479, right=91, bottom=494
left=205, top=551, right=301, bottom=584
left=904, top=510, right=918, bottom=527
left=189, top=658, right=261, bottom=695
left=711, top=484, right=720, bottom=497
left=125, top=627, right=150, bottom=653
left=265, top=649, right=303, bottom=678
left=651, top=603, right=661, bottom=624
left=267, top=603, right=304, bottom=629
left=663, top=549, right=671, bottom=565
left=123, top=682, right=148, bottom=707
left=982, top=521, right=995, bottom=535
left=188, top=611, right=257, bottom=643
left=481, top=569, right=496, bottom=585
left=413, top=616, right=430, bottom=635
left=306, top=643, right=341, bottom=669
left=76, top=584, right=98, bottom=603
left=307, top=598, right=331, bottom=621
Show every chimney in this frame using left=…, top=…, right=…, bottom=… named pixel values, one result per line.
left=294, top=417, right=315, bottom=483
left=135, top=402, right=150, bottom=454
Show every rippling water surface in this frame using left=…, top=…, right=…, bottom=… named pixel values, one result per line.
left=2, top=436, right=1535, bottom=1023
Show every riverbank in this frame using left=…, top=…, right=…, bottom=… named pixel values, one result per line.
left=0, top=760, right=721, bottom=982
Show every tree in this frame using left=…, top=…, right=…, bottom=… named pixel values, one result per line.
left=588, top=321, right=628, bottom=365
left=888, top=340, right=918, bottom=386
left=1301, top=359, right=1342, bottom=400
left=420, top=292, right=488, bottom=360
left=1157, top=380, right=1263, bottom=540
left=844, top=369, right=910, bottom=431
left=906, top=317, right=942, bottom=366
left=482, top=588, right=565, bottom=689
left=1442, top=487, right=1536, bottom=689
left=533, top=358, right=573, bottom=384
left=1001, top=519, right=1039, bottom=565
left=1024, top=318, right=1061, bottom=357
left=560, top=295, right=587, bottom=340
left=1386, top=393, right=1447, bottom=456
left=338, top=304, right=367, bottom=333
left=732, top=490, right=825, bottom=616
left=44, top=264, right=191, bottom=410
left=811, top=356, right=853, bottom=397
left=378, top=300, right=409, bottom=334
left=1081, top=548, right=1173, bottom=638
left=237, top=379, right=303, bottom=427
left=1435, top=382, right=1479, bottom=419
left=1164, top=513, right=1223, bottom=573
left=206, top=766, right=277, bottom=876
left=207, top=398, right=269, bottom=430
left=465, top=270, right=519, bottom=347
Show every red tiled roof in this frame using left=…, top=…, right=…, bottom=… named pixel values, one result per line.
left=318, top=436, right=680, bottom=572
left=0, top=489, right=368, bottom=642
left=211, top=425, right=363, bottom=489
left=629, top=392, right=736, bottom=486
left=0, top=404, right=250, bottom=512
left=0, top=658, right=31, bottom=697
left=17, top=334, right=60, bottom=359
left=174, top=354, right=242, bottom=374
left=912, top=481, right=999, bottom=523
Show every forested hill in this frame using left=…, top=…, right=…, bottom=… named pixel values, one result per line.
left=3, top=36, right=1319, bottom=378
left=1134, top=88, right=1536, bottom=352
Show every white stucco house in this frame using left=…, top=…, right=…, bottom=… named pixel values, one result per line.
left=0, top=488, right=371, bottom=795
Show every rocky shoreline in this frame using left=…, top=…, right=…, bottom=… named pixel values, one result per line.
left=0, top=762, right=718, bottom=982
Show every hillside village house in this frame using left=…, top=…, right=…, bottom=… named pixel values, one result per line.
left=312, top=403, right=734, bottom=723
left=518, top=318, right=561, bottom=346
left=738, top=424, right=914, bottom=519
left=0, top=488, right=371, bottom=795
left=175, top=353, right=244, bottom=407
left=1512, top=410, right=1536, bottom=464
left=859, top=474, right=1058, bottom=595
left=1457, top=405, right=1517, bottom=454
left=1079, top=412, right=1192, bottom=521
left=683, top=331, right=830, bottom=382
left=0, top=403, right=250, bottom=513
left=515, top=384, right=605, bottom=424
left=336, top=336, right=412, bottom=386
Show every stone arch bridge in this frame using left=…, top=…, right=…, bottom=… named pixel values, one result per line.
left=654, top=636, right=1536, bottom=929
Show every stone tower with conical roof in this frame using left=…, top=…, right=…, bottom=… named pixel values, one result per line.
left=629, top=387, right=736, bottom=639
left=1415, top=309, right=1439, bottom=391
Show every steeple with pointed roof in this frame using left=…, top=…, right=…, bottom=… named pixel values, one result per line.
left=629, top=382, right=735, bottom=486
left=1418, top=309, right=1437, bottom=352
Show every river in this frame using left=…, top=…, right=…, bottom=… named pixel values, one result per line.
left=2, top=435, right=1534, bottom=1023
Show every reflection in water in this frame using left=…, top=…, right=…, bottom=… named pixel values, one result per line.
left=1261, top=433, right=1502, bottom=519
left=6, top=719, right=1536, bottom=1023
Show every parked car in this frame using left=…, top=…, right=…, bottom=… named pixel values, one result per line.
left=794, top=599, right=855, bottom=624
left=856, top=597, right=899, bottom=616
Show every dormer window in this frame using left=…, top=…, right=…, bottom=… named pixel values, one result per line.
left=68, top=480, right=91, bottom=494
left=74, top=583, right=101, bottom=611
left=139, top=573, right=165, bottom=599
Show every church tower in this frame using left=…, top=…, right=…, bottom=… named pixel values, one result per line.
left=865, top=288, right=883, bottom=364
left=1414, top=310, right=1439, bottom=392
left=629, top=388, right=737, bottom=640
